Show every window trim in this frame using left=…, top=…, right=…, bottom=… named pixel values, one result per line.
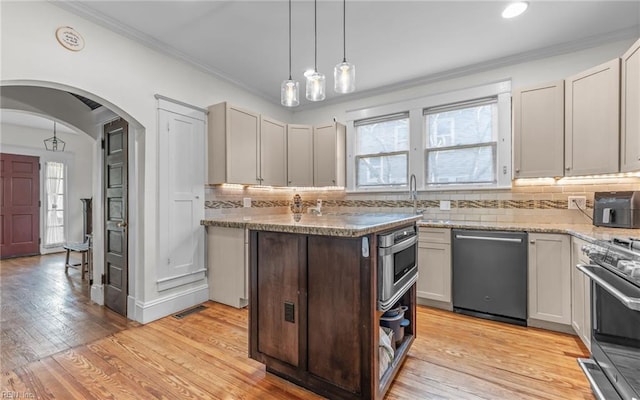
left=43, top=160, right=67, bottom=248
left=345, top=80, right=512, bottom=193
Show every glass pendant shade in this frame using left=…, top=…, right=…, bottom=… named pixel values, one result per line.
left=281, top=79, right=300, bottom=107
left=334, top=61, right=355, bottom=93
left=306, top=71, right=326, bottom=101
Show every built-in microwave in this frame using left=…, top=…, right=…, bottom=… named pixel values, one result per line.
left=377, top=224, right=418, bottom=311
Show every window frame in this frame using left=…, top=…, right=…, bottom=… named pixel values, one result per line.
left=43, top=160, right=67, bottom=248
left=353, top=112, right=410, bottom=189
left=424, top=97, right=500, bottom=186
left=345, top=80, right=512, bottom=193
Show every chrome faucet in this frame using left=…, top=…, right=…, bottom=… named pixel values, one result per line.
left=409, top=173, right=420, bottom=214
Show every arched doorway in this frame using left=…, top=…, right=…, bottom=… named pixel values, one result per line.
left=0, top=81, right=145, bottom=317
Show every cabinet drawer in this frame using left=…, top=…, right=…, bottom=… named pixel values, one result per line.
left=418, top=227, right=451, bottom=244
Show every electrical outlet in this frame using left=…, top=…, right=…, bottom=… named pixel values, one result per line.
left=440, top=200, right=451, bottom=211
left=568, top=196, right=586, bottom=210
left=243, top=197, right=252, bottom=208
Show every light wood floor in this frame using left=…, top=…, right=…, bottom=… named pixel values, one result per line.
left=1, top=253, right=137, bottom=372
left=1, top=270, right=594, bottom=400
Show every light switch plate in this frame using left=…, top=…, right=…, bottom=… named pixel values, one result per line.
left=243, top=197, right=251, bottom=208
left=440, top=200, right=451, bottom=211
left=568, top=196, right=586, bottom=209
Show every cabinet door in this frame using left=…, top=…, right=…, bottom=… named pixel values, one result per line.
left=207, top=226, right=246, bottom=308
left=314, top=123, right=346, bottom=187
left=256, top=232, right=304, bottom=367
left=621, top=38, right=640, bottom=172
left=417, top=242, right=451, bottom=303
left=565, top=59, right=620, bottom=176
left=513, top=81, right=564, bottom=178
left=528, top=233, right=571, bottom=324
left=260, top=116, right=287, bottom=186
left=307, top=236, right=363, bottom=394
left=227, top=105, right=260, bottom=184
left=287, top=124, right=313, bottom=186
left=571, top=237, right=586, bottom=343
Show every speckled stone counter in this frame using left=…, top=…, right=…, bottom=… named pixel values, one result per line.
left=417, top=220, right=640, bottom=242
left=201, top=213, right=423, bottom=237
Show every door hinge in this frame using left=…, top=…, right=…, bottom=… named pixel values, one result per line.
left=101, top=139, right=105, bottom=149
left=39, top=200, right=41, bottom=207
left=167, top=122, right=170, bottom=132
left=39, top=163, right=41, bottom=170
left=38, top=238, right=41, bottom=244
left=101, top=274, right=106, bottom=285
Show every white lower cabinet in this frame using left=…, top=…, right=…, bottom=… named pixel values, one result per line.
left=207, top=226, right=248, bottom=308
left=571, top=236, right=592, bottom=350
left=528, top=233, right=572, bottom=326
left=417, top=228, right=452, bottom=308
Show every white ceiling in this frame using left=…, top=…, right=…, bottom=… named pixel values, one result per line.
left=49, top=1, right=640, bottom=109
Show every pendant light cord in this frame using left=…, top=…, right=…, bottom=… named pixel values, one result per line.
left=314, top=0, right=318, bottom=72
left=342, top=0, right=346, bottom=63
left=288, top=0, right=292, bottom=80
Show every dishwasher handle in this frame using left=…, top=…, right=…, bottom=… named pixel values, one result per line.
left=454, top=234, right=523, bottom=244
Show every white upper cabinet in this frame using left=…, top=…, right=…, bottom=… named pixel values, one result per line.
left=208, top=102, right=260, bottom=185
left=314, top=122, right=346, bottom=187
left=513, top=81, right=565, bottom=178
left=621, top=38, right=640, bottom=172
left=565, top=58, right=621, bottom=176
left=260, top=116, right=287, bottom=186
left=287, top=124, right=313, bottom=187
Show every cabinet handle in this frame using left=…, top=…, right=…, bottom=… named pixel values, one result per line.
left=530, top=240, right=535, bottom=244
left=332, top=179, right=336, bottom=184
left=288, top=180, right=292, bottom=184
left=565, top=167, right=571, bottom=171
left=515, top=169, right=520, bottom=173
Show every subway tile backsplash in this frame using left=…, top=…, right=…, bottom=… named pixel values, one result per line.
left=204, top=176, right=640, bottom=224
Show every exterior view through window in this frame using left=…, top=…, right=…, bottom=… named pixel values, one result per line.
left=355, top=112, right=409, bottom=187
left=424, top=97, right=498, bottom=185
left=44, top=161, right=65, bottom=247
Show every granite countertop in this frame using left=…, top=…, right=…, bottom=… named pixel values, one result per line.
left=201, top=213, right=423, bottom=237
left=417, top=220, right=640, bottom=242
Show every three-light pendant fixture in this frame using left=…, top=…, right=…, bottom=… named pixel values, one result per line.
left=281, top=0, right=355, bottom=107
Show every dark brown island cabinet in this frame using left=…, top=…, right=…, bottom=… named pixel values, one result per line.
left=249, top=228, right=417, bottom=400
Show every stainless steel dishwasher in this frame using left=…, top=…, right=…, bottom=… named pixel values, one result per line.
left=452, top=229, right=528, bottom=326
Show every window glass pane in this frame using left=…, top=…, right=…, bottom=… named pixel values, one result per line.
left=356, top=118, right=409, bottom=154
left=426, top=146, right=495, bottom=184
left=426, top=103, right=496, bottom=148
left=44, top=161, right=65, bottom=247
left=357, top=154, right=407, bottom=186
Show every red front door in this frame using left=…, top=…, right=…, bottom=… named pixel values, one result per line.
left=1, top=153, right=40, bottom=258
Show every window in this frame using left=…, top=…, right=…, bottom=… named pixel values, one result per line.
left=424, top=97, right=498, bottom=185
left=354, top=112, right=409, bottom=187
left=44, top=161, right=65, bottom=247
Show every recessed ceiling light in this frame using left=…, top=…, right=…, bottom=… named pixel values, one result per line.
left=502, top=2, right=528, bottom=19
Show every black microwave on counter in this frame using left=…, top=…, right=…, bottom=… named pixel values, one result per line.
left=593, top=191, right=640, bottom=228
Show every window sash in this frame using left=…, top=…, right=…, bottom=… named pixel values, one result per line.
left=356, top=151, right=408, bottom=187
left=425, top=143, right=497, bottom=185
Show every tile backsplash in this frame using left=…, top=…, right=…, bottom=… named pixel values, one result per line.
left=205, top=175, right=640, bottom=224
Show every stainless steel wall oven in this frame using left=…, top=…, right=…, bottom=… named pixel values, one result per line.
left=578, top=237, right=640, bottom=400
left=377, top=224, right=418, bottom=311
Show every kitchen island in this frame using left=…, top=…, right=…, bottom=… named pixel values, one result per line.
left=202, top=212, right=422, bottom=399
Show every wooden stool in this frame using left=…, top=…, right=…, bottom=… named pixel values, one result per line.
left=64, top=243, right=89, bottom=279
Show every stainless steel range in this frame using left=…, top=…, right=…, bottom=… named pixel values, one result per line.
left=578, top=237, right=640, bottom=400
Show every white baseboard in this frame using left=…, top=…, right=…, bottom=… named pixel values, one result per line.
left=134, top=284, right=209, bottom=324
left=91, top=284, right=104, bottom=305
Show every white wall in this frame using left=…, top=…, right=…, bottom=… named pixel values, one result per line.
left=0, top=1, right=294, bottom=323
left=291, top=38, right=638, bottom=125
left=0, top=123, right=95, bottom=250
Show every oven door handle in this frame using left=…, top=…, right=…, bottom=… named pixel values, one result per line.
left=577, top=264, right=640, bottom=312
left=378, top=235, right=417, bottom=256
